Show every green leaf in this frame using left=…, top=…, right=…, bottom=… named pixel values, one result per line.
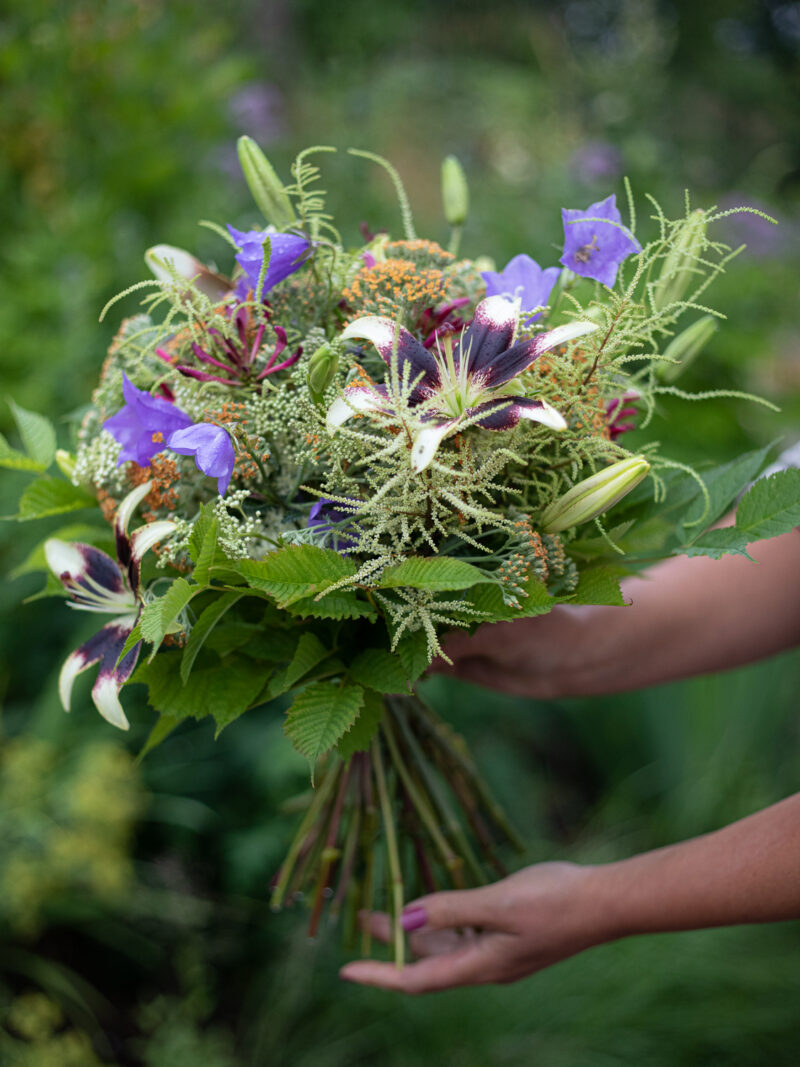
left=285, top=591, right=378, bottom=621
left=137, top=713, right=182, bottom=761
left=0, top=432, right=45, bottom=471
left=192, top=516, right=219, bottom=586
left=8, top=399, right=57, bottom=468
left=133, top=651, right=268, bottom=735
left=568, top=566, right=628, bottom=606
left=465, top=575, right=556, bottom=621
left=734, top=469, right=800, bottom=541
left=118, top=623, right=143, bottom=664
left=680, top=443, right=774, bottom=538
left=180, top=592, right=243, bottom=683
left=139, top=578, right=196, bottom=655
left=10, top=524, right=114, bottom=579
left=378, top=557, right=493, bottom=592
left=284, top=632, right=332, bottom=690
left=348, top=648, right=408, bottom=694
left=16, top=477, right=96, bottom=520
left=238, top=626, right=300, bottom=664
left=284, top=682, right=364, bottom=767
left=338, top=688, right=384, bottom=762
left=396, top=630, right=431, bottom=685
left=234, top=544, right=356, bottom=606
left=682, top=527, right=754, bottom=559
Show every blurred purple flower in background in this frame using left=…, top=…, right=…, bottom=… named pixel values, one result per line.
left=228, top=82, right=287, bottom=144
left=717, top=196, right=785, bottom=259
left=481, top=254, right=561, bottom=321
left=561, top=194, right=641, bottom=288
left=570, top=141, right=624, bottom=186
left=227, top=225, right=311, bottom=299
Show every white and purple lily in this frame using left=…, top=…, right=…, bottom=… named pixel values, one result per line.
left=327, top=295, right=599, bottom=472
left=44, top=482, right=176, bottom=730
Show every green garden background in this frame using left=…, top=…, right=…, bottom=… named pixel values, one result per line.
left=2, top=2, right=799, bottom=1063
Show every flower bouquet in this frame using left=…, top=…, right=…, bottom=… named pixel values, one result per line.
left=7, top=139, right=797, bottom=963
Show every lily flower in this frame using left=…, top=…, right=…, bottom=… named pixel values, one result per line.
left=327, top=295, right=598, bottom=472
left=44, top=482, right=176, bottom=730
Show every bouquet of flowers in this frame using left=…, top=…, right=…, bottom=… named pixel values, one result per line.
left=7, top=139, right=797, bottom=963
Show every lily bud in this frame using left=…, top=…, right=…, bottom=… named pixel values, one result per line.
left=541, top=456, right=650, bottom=533
left=441, top=155, right=469, bottom=227
left=307, top=343, right=339, bottom=403
left=237, top=136, right=295, bottom=231
left=657, top=314, right=718, bottom=383
left=145, top=245, right=231, bottom=301
left=652, top=210, right=707, bottom=312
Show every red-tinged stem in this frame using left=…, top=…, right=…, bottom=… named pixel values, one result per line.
left=308, top=763, right=352, bottom=938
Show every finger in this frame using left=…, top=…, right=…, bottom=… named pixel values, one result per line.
left=404, top=885, right=502, bottom=933
left=340, top=945, right=488, bottom=994
left=358, top=910, right=474, bottom=957
left=359, top=910, right=393, bottom=943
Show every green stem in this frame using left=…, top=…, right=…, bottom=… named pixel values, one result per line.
left=371, top=738, right=405, bottom=968
left=271, top=761, right=339, bottom=910
left=308, top=762, right=352, bottom=937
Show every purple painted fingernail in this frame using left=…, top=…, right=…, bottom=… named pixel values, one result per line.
left=401, top=906, right=428, bottom=932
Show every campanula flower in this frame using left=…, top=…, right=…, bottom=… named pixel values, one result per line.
left=481, top=255, right=560, bottom=322
left=307, top=498, right=359, bottom=552
left=45, top=482, right=176, bottom=729
left=560, top=195, right=641, bottom=288
left=167, top=423, right=236, bottom=496
left=227, top=224, right=311, bottom=298
left=328, top=295, right=598, bottom=472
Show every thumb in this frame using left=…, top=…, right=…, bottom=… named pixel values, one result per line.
left=402, top=885, right=502, bottom=934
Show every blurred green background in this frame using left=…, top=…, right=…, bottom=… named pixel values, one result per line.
left=2, top=1, right=799, bottom=1063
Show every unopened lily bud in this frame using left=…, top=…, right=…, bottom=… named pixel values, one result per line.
left=652, top=210, right=707, bottom=312
left=541, top=456, right=650, bottom=533
left=657, top=314, right=718, bottom=383
left=307, top=343, right=339, bottom=403
left=237, top=136, right=295, bottom=231
left=55, top=449, right=76, bottom=481
left=441, top=155, right=469, bottom=227
left=145, top=245, right=230, bottom=301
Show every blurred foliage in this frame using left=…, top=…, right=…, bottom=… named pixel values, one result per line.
left=1, top=0, right=800, bottom=1063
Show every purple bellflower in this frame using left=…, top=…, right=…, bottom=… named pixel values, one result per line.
left=481, top=254, right=560, bottom=322
left=328, top=295, right=598, bottom=472
left=560, top=195, right=641, bottom=288
left=44, top=481, right=176, bottom=730
left=104, top=375, right=235, bottom=495
left=227, top=224, right=311, bottom=299
left=307, top=498, right=359, bottom=552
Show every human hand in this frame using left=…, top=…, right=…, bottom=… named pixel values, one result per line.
left=339, top=862, right=609, bottom=994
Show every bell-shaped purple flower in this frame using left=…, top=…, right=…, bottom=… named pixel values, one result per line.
left=104, top=374, right=193, bottom=467
left=227, top=224, right=311, bottom=299
left=167, top=423, right=236, bottom=496
left=481, top=255, right=560, bottom=322
left=560, top=194, right=641, bottom=288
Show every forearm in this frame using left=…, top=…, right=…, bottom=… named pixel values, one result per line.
left=554, top=528, right=800, bottom=696
left=586, top=792, right=800, bottom=941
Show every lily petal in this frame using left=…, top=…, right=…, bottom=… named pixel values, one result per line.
left=326, top=386, right=390, bottom=430
left=129, top=521, right=177, bottom=562
left=145, top=244, right=232, bottom=301
left=483, top=319, right=599, bottom=389
left=342, top=317, right=440, bottom=394
left=58, top=616, right=140, bottom=729
left=472, top=397, right=568, bottom=432
left=45, top=539, right=129, bottom=611
left=410, top=419, right=460, bottom=473
left=460, top=295, right=520, bottom=376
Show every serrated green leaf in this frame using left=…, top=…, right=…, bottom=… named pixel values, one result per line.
left=568, top=566, right=628, bottom=606
left=181, top=592, right=243, bottom=682
left=680, top=443, right=775, bottom=538
left=284, top=682, right=364, bottom=767
left=188, top=502, right=216, bottom=563
left=284, top=632, right=332, bottom=690
left=133, top=651, right=267, bottom=735
left=396, top=630, right=431, bottom=685
left=192, top=516, right=219, bottom=586
left=8, top=399, right=57, bottom=468
left=681, top=527, right=754, bottom=559
left=378, top=557, right=492, bottom=591
left=117, top=623, right=143, bottom=664
left=348, top=648, right=408, bottom=694
left=0, top=432, right=45, bottom=471
left=238, top=626, right=300, bottom=664
left=338, top=688, right=384, bottom=762
left=139, top=578, right=196, bottom=656
left=16, top=477, right=96, bottom=520
left=464, top=574, right=556, bottom=621
left=234, top=544, right=356, bottom=606
left=734, top=469, right=800, bottom=541
left=285, top=591, right=378, bottom=621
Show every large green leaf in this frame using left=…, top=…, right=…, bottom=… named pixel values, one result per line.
left=378, top=556, right=492, bottom=592
left=464, top=574, right=556, bottom=621
left=338, top=688, right=384, bottom=762
left=568, top=565, right=629, bottom=606
left=283, top=632, right=332, bottom=690
left=284, top=682, right=364, bottom=767
left=8, top=399, right=57, bottom=468
left=192, top=516, right=219, bottom=586
left=734, top=469, right=800, bottom=541
left=180, top=592, right=244, bottom=682
left=396, top=630, right=431, bottom=685
left=348, top=648, right=408, bottom=694
left=234, top=545, right=356, bottom=606
left=682, top=527, right=753, bottom=559
left=285, top=590, right=378, bottom=621
left=139, top=578, right=197, bottom=656
left=16, top=477, right=96, bottom=520
left=679, top=443, right=774, bottom=539
left=0, top=432, right=45, bottom=472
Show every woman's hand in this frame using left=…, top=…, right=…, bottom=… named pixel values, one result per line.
left=339, top=862, right=609, bottom=994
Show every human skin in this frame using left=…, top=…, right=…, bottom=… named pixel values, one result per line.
left=339, top=528, right=800, bottom=993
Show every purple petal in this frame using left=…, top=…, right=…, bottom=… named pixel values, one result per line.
left=58, top=617, right=140, bottom=729
left=226, top=226, right=311, bottom=298
left=167, top=423, right=235, bottom=496
left=104, top=374, right=193, bottom=467
left=471, top=397, right=567, bottom=432
left=341, top=316, right=440, bottom=395
left=481, top=255, right=560, bottom=322
left=560, top=195, right=641, bottom=288
left=481, top=320, right=599, bottom=389
left=459, top=295, right=519, bottom=377
left=44, top=539, right=131, bottom=612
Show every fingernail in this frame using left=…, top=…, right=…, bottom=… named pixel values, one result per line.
left=401, top=906, right=428, bottom=932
